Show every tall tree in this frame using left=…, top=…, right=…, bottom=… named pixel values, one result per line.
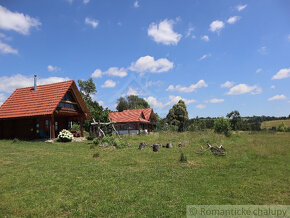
left=226, top=110, right=242, bottom=131
left=116, top=95, right=150, bottom=112
left=77, top=78, right=109, bottom=131
left=166, top=100, right=189, bottom=131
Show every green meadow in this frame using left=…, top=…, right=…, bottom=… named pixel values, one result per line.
left=0, top=131, right=289, bottom=217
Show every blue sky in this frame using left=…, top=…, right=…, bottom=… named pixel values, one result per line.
left=0, top=0, right=289, bottom=118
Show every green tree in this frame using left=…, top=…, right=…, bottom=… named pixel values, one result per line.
left=166, top=100, right=189, bottom=132
left=77, top=78, right=109, bottom=131
left=214, top=117, right=231, bottom=137
left=226, top=110, right=242, bottom=131
left=116, top=97, right=129, bottom=112
left=116, top=95, right=150, bottom=112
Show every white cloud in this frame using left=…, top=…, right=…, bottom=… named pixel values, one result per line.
left=0, top=74, right=70, bottom=93
left=144, top=96, right=164, bottom=108
left=83, top=0, right=90, bottom=4
left=166, top=95, right=196, bottom=106
left=129, top=55, right=173, bottom=74
left=127, top=87, right=139, bottom=96
left=0, top=5, right=41, bottom=35
left=258, top=46, right=267, bottom=55
left=92, top=67, right=127, bottom=78
left=206, top=98, right=224, bottom=103
left=209, top=20, right=224, bottom=32
left=226, top=84, right=262, bottom=95
left=272, top=67, right=290, bottom=80
left=47, top=65, right=60, bottom=72
left=98, top=100, right=104, bottom=106
left=185, top=26, right=194, bottom=38
left=148, top=19, right=182, bottom=45
left=167, top=80, right=208, bottom=93
left=236, top=4, right=247, bottom=11
left=270, top=85, right=275, bottom=89
left=268, top=94, right=287, bottom=101
left=85, top=17, right=99, bottom=28
left=201, top=35, right=209, bottom=42
left=227, top=16, right=241, bottom=24
left=196, top=104, right=206, bottom=109
left=134, top=1, right=139, bottom=8
left=0, top=41, right=18, bottom=54
left=101, top=80, right=116, bottom=88
left=221, top=81, right=235, bottom=88
left=198, top=53, right=211, bottom=61
left=256, top=68, right=262, bottom=73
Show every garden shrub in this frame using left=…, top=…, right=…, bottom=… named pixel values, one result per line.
left=214, top=117, right=232, bottom=137
left=94, top=136, right=128, bottom=149
left=71, top=123, right=80, bottom=131
left=57, top=129, right=74, bottom=142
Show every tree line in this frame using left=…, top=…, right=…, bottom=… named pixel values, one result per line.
left=77, top=78, right=290, bottom=133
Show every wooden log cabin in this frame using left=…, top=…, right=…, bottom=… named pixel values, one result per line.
left=109, top=108, right=156, bottom=135
left=0, top=78, right=90, bottom=140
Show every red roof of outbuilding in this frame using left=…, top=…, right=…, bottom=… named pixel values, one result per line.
left=0, top=80, right=90, bottom=119
left=109, top=108, right=153, bottom=123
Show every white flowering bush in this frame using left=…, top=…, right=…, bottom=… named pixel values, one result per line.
left=57, top=129, right=74, bottom=142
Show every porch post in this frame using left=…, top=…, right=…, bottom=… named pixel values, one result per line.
left=80, top=118, right=84, bottom=137
left=128, top=123, right=130, bottom=135
left=51, top=114, right=55, bottom=139
left=137, top=122, right=140, bottom=134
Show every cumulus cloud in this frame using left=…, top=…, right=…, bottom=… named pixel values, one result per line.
left=129, top=55, right=173, bottom=74
left=272, top=67, right=290, bottom=80
left=92, top=67, right=127, bottom=78
left=0, top=41, right=18, bottom=54
left=221, top=81, right=235, bottom=88
left=201, top=35, right=209, bottom=42
left=83, top=0, right=90, bottom=4
left=101, top=80, right=116, bottom=88
left=196, top=104, right=206, bottom=109
left=198, top=53, right=211, bottom=61
left=0, top=74, right=70, bottom=93
left=134, top=1, right=139, bottom=8
left=268, top=94, right=287, bottom=101
left=166, top=95, right=196, bottom=106
left=145, top=80, right=163, bottom=87
left=47, top=65, right=60, bottom=72
left=256, top=68, right=262, bottom=73
left=85, top=17, right=99, bottom=28
left=126, top=87, right=139, bottom=96
left=166, top=80, right=208, bottom=93
left=0, top=5, right=41, bottom=35
left=227, top=16, right=241, bottom=24
left=148, top=19, right=182, bottom=45
left=206, top=98, right=224, bottom=103
left=226, top=84, right=262, bottom=95
left=236, top=4, right=247, bottom=11
left=209, top=20, right=224, bottom=32
left=144, top=96, right=164, bottom=108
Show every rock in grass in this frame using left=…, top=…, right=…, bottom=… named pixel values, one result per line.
left=139, top=142, right=146, bottom=150
left=153, top=144, right=160, bottom=152
left=178, top=142, right=182, bottom=147
left=166, top=143, right=173, bottom=148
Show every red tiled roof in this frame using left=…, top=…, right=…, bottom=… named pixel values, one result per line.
left=109, top=108, right=153, bottom=123
left=0, top=80, right=84, bottom=119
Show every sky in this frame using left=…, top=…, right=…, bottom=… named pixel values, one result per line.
left=0, top=0, right=289, bottom=118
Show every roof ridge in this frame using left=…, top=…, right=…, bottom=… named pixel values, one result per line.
left=15, top=80, right=73, bottom=90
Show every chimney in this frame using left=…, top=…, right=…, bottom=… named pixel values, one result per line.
left=34, top=75, right=37, bottom=91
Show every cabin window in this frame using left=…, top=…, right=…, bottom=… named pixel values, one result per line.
left=55, top=121, right=58, bottom=132
left=129, top=123, right=134, bottom=130
left=120, top=124, right=127, bottom=130
left=57, top=102, right=78, bottom=110
left=62, top=91, right=75, bottom=102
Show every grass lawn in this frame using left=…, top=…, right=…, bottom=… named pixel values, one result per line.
left=0, top=131, right=289, bottom=217
left=261, top=119, right=290, bottom=129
